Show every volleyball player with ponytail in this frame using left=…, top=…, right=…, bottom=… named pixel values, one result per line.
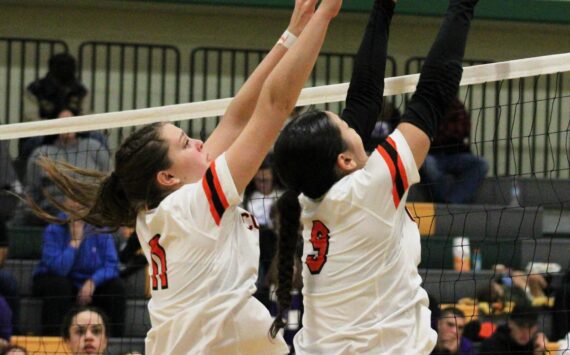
left=27, top=0, right=342, bottom=352
left=271, top=0, right=478, bottom=353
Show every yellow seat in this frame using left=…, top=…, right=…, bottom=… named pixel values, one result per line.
left=546, top=342, right=560, bottom=351
left=406, top=202, right=436, bottom=237
left=532, top=296, right=555, bottom=308
left=9, top=336, right=70, bottom=354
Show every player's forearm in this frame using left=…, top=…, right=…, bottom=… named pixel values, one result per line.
left=343, top=0, right=395, bottom=143
left=226, top=8, right=337, bottom=194
left=263, top=13, right=333, bottom=115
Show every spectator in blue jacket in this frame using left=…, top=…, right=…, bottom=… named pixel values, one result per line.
left=421, top=97, right=488, bottom=203
left=32, top=207, right=125, bottom=337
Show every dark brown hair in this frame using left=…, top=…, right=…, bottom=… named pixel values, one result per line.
left=273, top=110, right=346, bottom=199
left=61, top=306, right=110, bottom=340
left=269, top=190, right=302, bottom=338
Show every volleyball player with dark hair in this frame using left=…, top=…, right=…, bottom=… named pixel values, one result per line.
left=271, top=0, right=478, bottom=352
left=26, top=0, right=343, bottom=352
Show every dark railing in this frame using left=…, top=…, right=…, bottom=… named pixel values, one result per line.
left=0, top=38, right=68, bottom=125
left=189, top=46, right=397, bottom=140
left=78, top=41, right=181, bottom=147
left=1, top=38, right=567, bottom=178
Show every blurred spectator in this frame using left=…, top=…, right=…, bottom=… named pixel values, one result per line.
left=431, top=307, right=475, bottom=355
left=117, top=227, right=149, bottom=299
left=32, top=205, right=125, bottom=337
left=479, top=264, right=550, bottom=310
left=0, top=257, right=18, bottom=340
left=421, top=98, right=488, bottom=204
left=19, top=53, right=96, bottom=165
left=62, top=306, right=108, bottom=355
left=366, top=100, right=401, bottom=152
left=428, top=292, right=441, bottom=330
left=552, top=271, right=570, bottom=341
left=0, top=344, right=27, bottom=355
left=17, top=110, right=110, bottom=226
left=243, top=154, right=283, bottom=230
left=243, top=154, right=283, bottom=309
left=117, top=227, right=147, bottom=280
left=0, top=142, right=21, bottom=336
left=0, top=296, right=11, bottom=344
left=24, top=53, right=87, bottom=121
left=479, top=303, right=548, bottom=355
left=0, top=141, right=22, bottom=220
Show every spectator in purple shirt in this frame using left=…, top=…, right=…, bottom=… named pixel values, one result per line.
left=32, top=204, right=125, bottom=337
left=432, top=307, right=475, bottom=355
left=0, top=296, right=12, bottom=345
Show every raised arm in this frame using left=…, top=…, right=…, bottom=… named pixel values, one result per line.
left=225, top=0, right=342, bottom=194
left=341, top=0, right=395, bottom=146
left=204, top=0, right=317, bottom=160
left=398, top=0, right=477, bottom=167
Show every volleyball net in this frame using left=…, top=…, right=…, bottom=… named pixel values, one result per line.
left=0, top=52, right=570, bottom=351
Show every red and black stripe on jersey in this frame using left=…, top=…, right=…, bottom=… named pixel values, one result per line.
left=376, top=136, right=409, bottom=208
left=202, top=161, right=230, bottom=225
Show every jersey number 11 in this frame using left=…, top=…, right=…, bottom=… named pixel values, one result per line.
left=149, top=234, right=169, bottom=290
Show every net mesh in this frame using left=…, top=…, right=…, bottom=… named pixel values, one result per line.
left=0, top=52, right=570, bottom=353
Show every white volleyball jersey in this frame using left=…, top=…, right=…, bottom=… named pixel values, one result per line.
left=294, top=130, right=437, bottom=354
left=136, top=154, right=288, bottom=355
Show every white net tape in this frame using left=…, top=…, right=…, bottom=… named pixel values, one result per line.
left=1, top=52, right=570, bottom=140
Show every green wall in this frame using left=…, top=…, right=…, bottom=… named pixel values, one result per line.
left=128, top=0, right=570, bottom=24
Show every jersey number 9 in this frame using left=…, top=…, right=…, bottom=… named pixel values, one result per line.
left=306, top=220, right=330, bottom=275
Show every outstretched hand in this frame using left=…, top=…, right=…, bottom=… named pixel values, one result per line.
left=288, top=0, right=318, bottom=36
left=316, top=0, right=342, bottom=19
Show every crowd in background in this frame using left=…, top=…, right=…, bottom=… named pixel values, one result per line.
left=0, top=52, right=569, bottom=355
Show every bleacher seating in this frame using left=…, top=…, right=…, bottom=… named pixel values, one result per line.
left=408, top=203, right=543, bottom=240
left=7, top=224, right=44, bottom=259
left=420, top=236, right=522, bottom=270
left=9, top=336, right=146, bottom=354
left=9, top=336, right=69, bottom=354
left=3, top=260, right=37, bottom=296
left=520, top=238, right=570, bottom=271
left=433, top=204, right=543, bottom=240
left=4, top=223, right=151, bottom=341
left=420, top=269, right=496, bottom=304
left=124, top=266, right=150, bottom=299
left=3, top=175, right=568, bottom=348
left=410, top=177, right=570, bottom=210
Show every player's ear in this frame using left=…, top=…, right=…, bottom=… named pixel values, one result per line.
left=156, top=170, right=181, bottom=188
left=336, top=151, right=357, bottom=173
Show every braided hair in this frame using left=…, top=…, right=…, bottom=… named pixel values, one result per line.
left=269, top=189, right=302, bottom=337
